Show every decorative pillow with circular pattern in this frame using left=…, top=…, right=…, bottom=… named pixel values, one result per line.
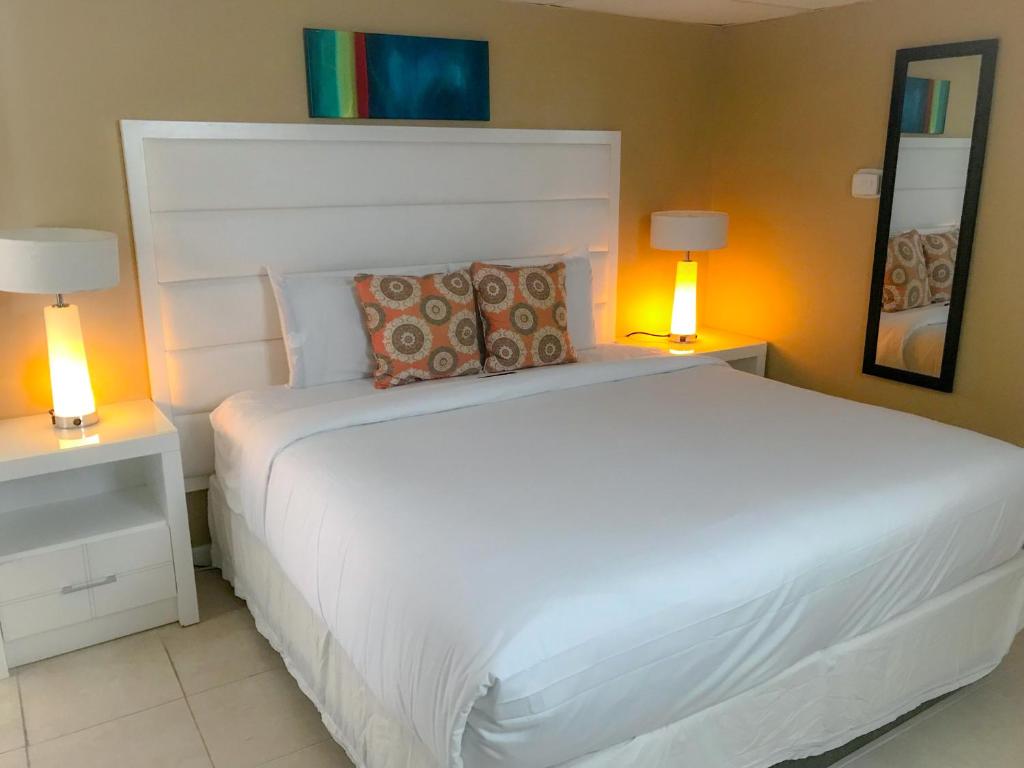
left=353, top=270, right=482, bottom=389
left=882, top=230, right=930, bottom=312
left=920, top=229, right=959, bottom=303
left=470, top=261, right=577, bottom=373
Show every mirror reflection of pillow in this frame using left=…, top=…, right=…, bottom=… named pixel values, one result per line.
left=882, top=230, right=930, bottom=312
left=921, top=229, right=959, bottom=303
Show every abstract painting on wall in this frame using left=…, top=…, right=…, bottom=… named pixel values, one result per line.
left=303, top=28, right=490, bottom=120
left=902, top=76, right=950, bottom=134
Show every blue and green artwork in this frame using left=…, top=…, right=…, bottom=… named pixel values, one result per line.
left=902, top=76, right=950, bottom=134
left=304, top=29, right=490, bottom=121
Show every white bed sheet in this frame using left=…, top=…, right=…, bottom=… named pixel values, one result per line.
left=212, top=345, right=663, bottom=514
left=210, top=349, right=1024, bottom=768
left=876, top=303, right=949, bottom=375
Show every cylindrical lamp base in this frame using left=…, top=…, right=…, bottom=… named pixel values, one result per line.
left=50, top=410, right=100, bottom=429
left=669, top=333, right=698, bottom=344
left=43, top=304, right=99, bottom=430
left=670, top=261, right=698, bottom=342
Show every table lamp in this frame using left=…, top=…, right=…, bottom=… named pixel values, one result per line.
left=650, top=211, right=728, bottom=343
left=0, top=228, right=119, bottom=428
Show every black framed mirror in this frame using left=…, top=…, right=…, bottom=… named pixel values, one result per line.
left=863, top=39, right=999, bottom=392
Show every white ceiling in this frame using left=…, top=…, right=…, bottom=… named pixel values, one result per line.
left=503, top=0, right=868, bottom=26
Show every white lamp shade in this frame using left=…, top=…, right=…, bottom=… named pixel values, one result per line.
left=651, top=211, right=728, bottom=252
left=0, top=228, right=119, bottom=295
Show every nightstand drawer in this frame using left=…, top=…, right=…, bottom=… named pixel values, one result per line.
left=92, top=564, right=177, bottom=617
left=86, top=524, right=172, bottom=576
left=0, top=547, right=88, bottom=603
left=0, top=590, right=92, bottom=641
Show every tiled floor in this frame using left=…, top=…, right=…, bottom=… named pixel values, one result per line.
left=0, top=569, right=353, bottom=768
left=0, top=569, right=1020, bottom=767
left=835, top=632, right=1024, bottom=768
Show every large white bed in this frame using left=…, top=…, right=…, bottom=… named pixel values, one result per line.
left=122, top=121, right=1024, bottom=768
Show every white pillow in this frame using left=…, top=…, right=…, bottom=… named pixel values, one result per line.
left=268, top=264, right=443, bottom=388
left=451, top=249, right=596, bottom=349
left=562, top=251, right=596, bottom=350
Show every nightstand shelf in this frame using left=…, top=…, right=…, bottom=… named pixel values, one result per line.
left=617, top=327, right=768, bottom=376
left=0, top=486, right=164, bottom=561
left=0, top=400, right=198, bottom=677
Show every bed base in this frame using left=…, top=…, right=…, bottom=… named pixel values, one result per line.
left=209, top=476, right=1024, bottom=768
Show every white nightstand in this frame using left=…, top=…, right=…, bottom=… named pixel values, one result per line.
left=0, top=400, right=199, bottom=677
left=617, top=327, right=768, bottom=376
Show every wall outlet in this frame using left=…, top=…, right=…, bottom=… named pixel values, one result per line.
left=852, top=169, right=882, bottom=199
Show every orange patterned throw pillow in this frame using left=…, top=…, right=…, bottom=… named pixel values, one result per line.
left=882, top=230, right=930, bottom=312
left=353, top=270, right=481, bottom=389
left=920, top=229, right=959, bottom=303
left=470, top=261, right=577, bottom=373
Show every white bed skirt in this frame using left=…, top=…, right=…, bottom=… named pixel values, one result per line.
left=209, top=476, right=1024, bottom=768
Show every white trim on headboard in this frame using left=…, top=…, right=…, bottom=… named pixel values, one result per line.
left=121, top=120, right=621, bottom=490
left=891, top=136, right=970, bottom=234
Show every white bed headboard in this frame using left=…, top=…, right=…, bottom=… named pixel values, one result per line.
left=890, top=136, right=970, bottom=233
left=121, top=121, right=620, bottom=490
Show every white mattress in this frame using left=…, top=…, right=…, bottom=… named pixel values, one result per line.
left=210, top=348, right=1024, bottom=768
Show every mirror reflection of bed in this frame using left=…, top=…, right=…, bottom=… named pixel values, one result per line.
left=875, top=54, right=981, bottom=377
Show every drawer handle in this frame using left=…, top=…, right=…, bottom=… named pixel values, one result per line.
left=61, top=575, right=118, bottom=595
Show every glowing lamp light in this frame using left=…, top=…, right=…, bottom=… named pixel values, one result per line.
left=0, top=228, right=119, bottom=429
left=58, top=433, right=101, bottom=450
left=670, top=261, right=699, bottom=342
left=651, top=211, right=729, bottom=343
left=45, top=304, right=97, bottom=422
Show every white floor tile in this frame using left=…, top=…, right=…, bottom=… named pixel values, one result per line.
left=28, top=700, right=211, bottom=768
left=839, top=644, right=1024, bottom=768
left=0, top=677, right=22, bottom=754
left=0, top=749, right=27, bottom=768
left=160, top=608, right=283, bottom=694
left=912, top=684, right=1024, bottom=766
left=258, top=740, right=354, bottom=768
left=976, top=633, right=1024, bottom=706
left=18, top=630, right=182, bottom=744
left=189, top=668, right=328, bottom=768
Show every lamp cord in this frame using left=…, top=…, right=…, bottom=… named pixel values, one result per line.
left=625, top=331, right=671, bottom=339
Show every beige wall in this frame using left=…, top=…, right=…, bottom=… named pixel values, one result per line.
left=3, top=0, right=1023, bottom=459
left=709, top=0, right=1024, bottom=446
left=0, top=0, right=718, bottom=421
